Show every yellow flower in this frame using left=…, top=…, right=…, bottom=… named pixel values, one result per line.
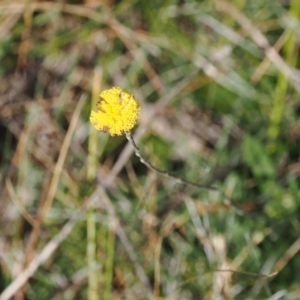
left=90, top=86, right=140, bottom=136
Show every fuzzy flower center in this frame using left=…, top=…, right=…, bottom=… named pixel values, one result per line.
left=90, top=87, right=140, bottom=136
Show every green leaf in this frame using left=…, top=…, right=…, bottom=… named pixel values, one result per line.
left=242, top=135, right=275, bottom=178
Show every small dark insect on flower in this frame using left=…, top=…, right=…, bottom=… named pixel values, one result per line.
left=119, top=91, right=126, bottom=102
left=96, top=98, right=106, bottom=113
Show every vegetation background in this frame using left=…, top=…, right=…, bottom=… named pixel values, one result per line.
left=0, top=0, right=300, bottom=299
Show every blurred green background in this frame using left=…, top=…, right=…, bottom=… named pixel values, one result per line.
left=0, top=0, right=300, bottom=299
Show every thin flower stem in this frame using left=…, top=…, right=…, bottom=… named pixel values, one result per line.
left=125, top=132, right=216, bottom=192
left=125, top=131, right=243, bottom=214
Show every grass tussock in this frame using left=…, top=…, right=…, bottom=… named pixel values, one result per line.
left=0, top=0, right=300, bottom=299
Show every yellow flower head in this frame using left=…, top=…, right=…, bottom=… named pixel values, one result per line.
left=90, top=86, right=140, bottom=136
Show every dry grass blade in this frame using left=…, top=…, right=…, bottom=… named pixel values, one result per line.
left=1, top=0, right=299, bottom=298
left=213, top=0, right=300, bottom=92
left=97, top=183, right=152, bottom=294
left=19, top=95, right=86, bottom=297
left=5, top=178, right=36, bottom=227
left=0, top=196, right=92, bottom=300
